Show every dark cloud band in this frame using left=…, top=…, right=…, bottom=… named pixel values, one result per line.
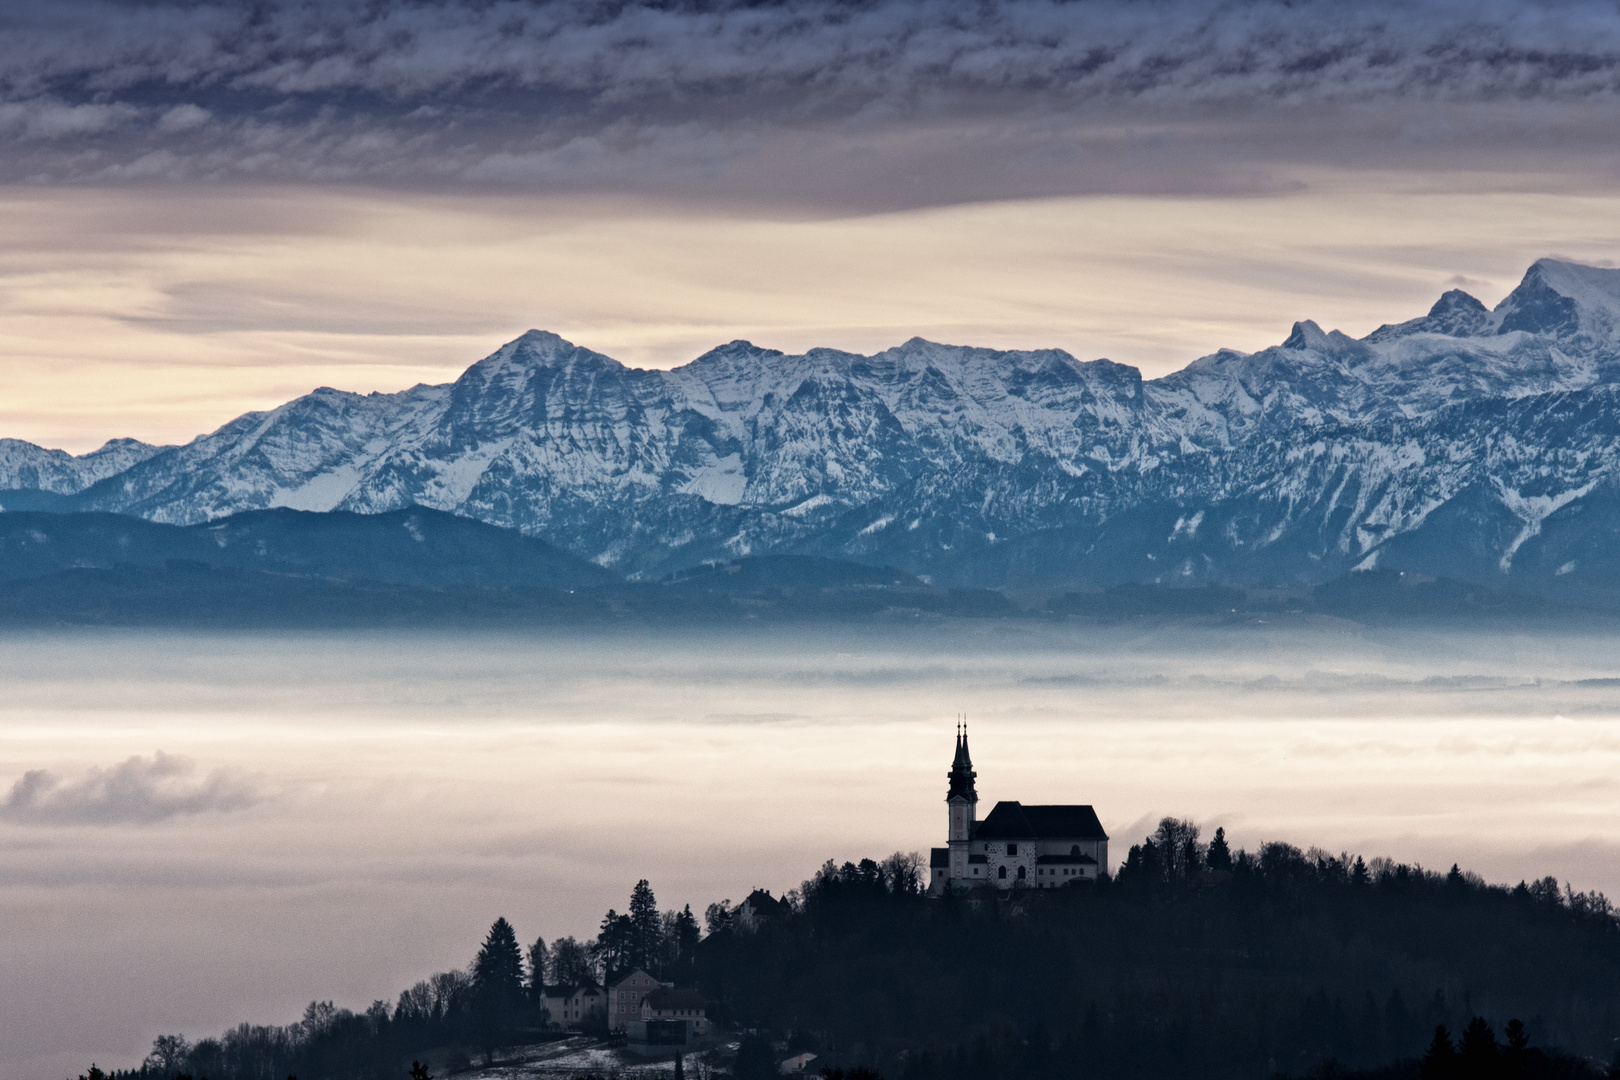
left=9, top=1, right=1620, bottom=105
left=6, top=1, right=1620, bottom=203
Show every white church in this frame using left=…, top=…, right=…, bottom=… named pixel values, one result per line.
left=928, top=725, right=1109, bottom=894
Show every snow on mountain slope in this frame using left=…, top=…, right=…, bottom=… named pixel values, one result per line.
left=0, top=437, right=165, bottom=494
left=14, top=258, right=1620, bottom=592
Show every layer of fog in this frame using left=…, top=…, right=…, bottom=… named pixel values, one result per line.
left=2, top=620, right=1619, bottom=1078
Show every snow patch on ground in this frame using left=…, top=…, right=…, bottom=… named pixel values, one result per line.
left=455, top=1037, right=731, bottom=1080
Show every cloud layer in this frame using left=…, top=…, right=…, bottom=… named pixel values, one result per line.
left=0, top=752, right=260, bottom=825
left=6, top=1, right=1620, bottom=203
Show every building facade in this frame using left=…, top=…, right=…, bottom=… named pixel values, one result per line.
left=541, top=982, right=606, bottom=1029
left=639, top=986, right=709, bottom=1036
left=608, top=968, right=668, bottom=1032
left=928, top=725, right=1108, bottom=895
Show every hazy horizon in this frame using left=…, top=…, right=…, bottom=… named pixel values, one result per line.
left=3, top=621, right=1618, bottom=1079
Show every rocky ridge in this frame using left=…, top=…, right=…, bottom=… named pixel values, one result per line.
left=10, top=258, right=1620, bottom=603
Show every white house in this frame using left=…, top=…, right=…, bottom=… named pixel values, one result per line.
left=541, top=982, right=606, bottom=1029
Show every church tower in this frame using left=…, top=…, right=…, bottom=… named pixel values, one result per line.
left=946, top=722, right=978, bottom=879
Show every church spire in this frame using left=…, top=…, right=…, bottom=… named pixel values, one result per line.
left=947, top=718, right=977, bottom=804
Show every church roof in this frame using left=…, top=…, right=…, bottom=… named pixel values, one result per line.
left=973, top=801, right=1108, bottom=840
left=1035, top=852, right=1099, bottom=865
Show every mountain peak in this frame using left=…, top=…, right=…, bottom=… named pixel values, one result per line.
left=1282, top=320, right=1329, bottom=350
left=688, top=339, right=785, bottom=366
left=1428, top=288, right=1487, bottom=318
left=1494, top=258, right=1620, bottom=339
left=462, top=331, right=624, bottom=385
left=1363, top=286, right=1490, bottom=344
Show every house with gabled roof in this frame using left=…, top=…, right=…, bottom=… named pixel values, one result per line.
left=928, top=724, right=1108, bottom=894
left=607, top=967, right=668, bottom=1032
left=541, top=980, right=606, bottom=1029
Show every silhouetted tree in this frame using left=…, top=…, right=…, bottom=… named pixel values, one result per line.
left=409, top=1062, right=433, bottom=1080
left=705, top=899, right=734, bottom=934
left=881, top=851, right=926, bottom=895
left=550, top=935, right=593, bottom=985
left=594, top=908, right=633, bottom=979
left=676, top=904, right=701, bottom=950
left=1155, top=818, right=1201, bottom=882
left=1502, top=1019, right=1529, bottom=1079
left=1206, top=827, right=1232, bottom=872
left=145, top=1034, right=191, bottom=1075
left=471, top=917, right=527, bottom=1060
left=526, top=937, right=547, bottom=1000
left=1421, top=1025, right=1457, bottom=1080
left=629, top=880, right=663, bottom=973
left=1459, top=1017, right=1498, bottom=1077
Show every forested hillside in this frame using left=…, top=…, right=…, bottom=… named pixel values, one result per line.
left=697, top=824, right=1620, bottom=1080
left=75, top=825, right=1620, bottom=1080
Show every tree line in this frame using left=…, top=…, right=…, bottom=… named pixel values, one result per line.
left=81, top=879, right=702, bottom=1080
left=75, top=825, right=1620, bottom=1080
left=696, top=821, right=1620, bottom=1080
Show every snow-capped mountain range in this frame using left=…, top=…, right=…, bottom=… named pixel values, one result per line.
left=9, top=257, right=1620, bottom=602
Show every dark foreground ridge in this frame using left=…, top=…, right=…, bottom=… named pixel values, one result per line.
left=0, top=509, right=1603, bottom=627
left=74, top=820, right=1620, bottom=1080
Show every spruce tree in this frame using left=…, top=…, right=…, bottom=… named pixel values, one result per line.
left=1459, top=1016, right=1498, bottom=1074
left=1206, top=827, right=1232, bottom=872
left=1420, top=1025, right=1457, bottom=1080
left=526, top=937, right=548, bottom=999
left=472, top=917, right=527, bottom=1057
left=629, top=879, right=663, bottom=973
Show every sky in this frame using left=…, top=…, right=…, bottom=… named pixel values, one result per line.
left=9, top=8, right=1620, bottom=1076
left=9, top=0, right=1620, bottom=449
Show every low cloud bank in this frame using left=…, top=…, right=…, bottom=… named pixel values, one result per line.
left=0, top=752, right=261, bottom=825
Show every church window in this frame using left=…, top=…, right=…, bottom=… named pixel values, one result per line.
left=1007, top=843, right=1018, bottom=855
left=1017, top=866, right=1026, bottom=880
left=997, top=866, right=1007, bottom=880
left=1071, top=844, right=1081, bottom=855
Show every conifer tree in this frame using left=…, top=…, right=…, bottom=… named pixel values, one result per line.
left=1206, top=827, right=1232, bottom=872
left=526, top=937, right=548, bottom=999
left=1459, top=1016, right=1498, bottom=1073
left=629, top=879, right=663, bottom=973
left=1420, top=1025, right=1457, bottom=1080
left=471, top=916, right=527, bottom=1058
left=473, top=917, right=526, bottom=1005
